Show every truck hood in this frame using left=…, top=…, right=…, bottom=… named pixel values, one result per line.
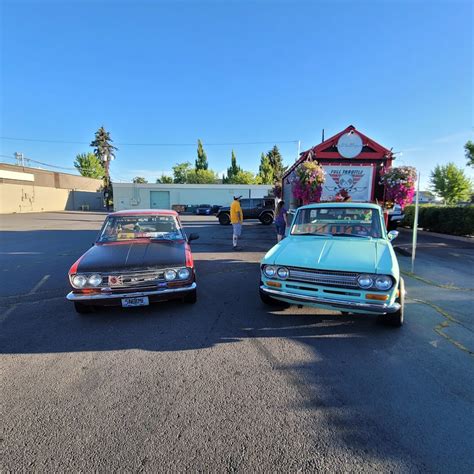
left=76, top=241, right=187, bottom=273
left=263, top=236, right=397, bottom=275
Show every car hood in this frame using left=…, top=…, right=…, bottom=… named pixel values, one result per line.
left=263, top=236, right=397, bottom=275
left=76, top=241, right=187, bottom=273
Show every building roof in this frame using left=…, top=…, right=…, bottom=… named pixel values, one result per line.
left=283, top=125, right=393, bottom=180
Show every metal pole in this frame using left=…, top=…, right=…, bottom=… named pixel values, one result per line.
left=411, top=170, right=421, bottom=273
left=297, top=140, right=301, bottom=161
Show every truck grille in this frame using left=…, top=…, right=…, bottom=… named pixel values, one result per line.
left=287, top=267, right=359, bottom=289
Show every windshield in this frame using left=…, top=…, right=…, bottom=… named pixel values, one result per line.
left=291, top=207, right=383, bottom=238
left=98, top=215, right=184, bottom=242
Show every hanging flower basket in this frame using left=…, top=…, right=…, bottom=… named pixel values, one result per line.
left=292, top=161, right=326, bottom=204
left=379, top=166, right=417, bottom=209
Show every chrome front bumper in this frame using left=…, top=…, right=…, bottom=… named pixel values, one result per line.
left=67, top=282, right=196, bottom=301
left=260, top=285, right=400, bottom=314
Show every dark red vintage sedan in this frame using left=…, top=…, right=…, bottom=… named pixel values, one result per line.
left=67, top=210, right=198, bottom=313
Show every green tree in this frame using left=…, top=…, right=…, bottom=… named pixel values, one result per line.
left=231, top=170, right=257, bottom=184
left=90, top=126, right=118, bottom=162
left=224, top=150, right=242, bottom=183
left=430, top=162, right=472, bottom=204
left=195, top=139, right=209, bottom=171
left=90, top=126, right=118, bottom=210
left=156, top=174, right=173, bottom=184
left=465, top=141, right=474, bottom=167
left=186, top=169, right=218, bottom=184
left=266, top=145, right=286, bottom=182
left=257, top=152, right=274, bottom=184
left=133, top=176, right=148, bottom=184
left=172, top=162, right=192, bottom=183
left=73, top=152, right=104, bottom=179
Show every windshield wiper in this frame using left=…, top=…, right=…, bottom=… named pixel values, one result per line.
left=331, top=232, right=371, bottom=239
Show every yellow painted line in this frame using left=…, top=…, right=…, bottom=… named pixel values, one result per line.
left=409, top=297, right=473, bottom=357
left=402, top=271, right=474, bottom=292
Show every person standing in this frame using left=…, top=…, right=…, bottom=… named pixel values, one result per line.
left=274, top=200, right=288, bottom=242
left=230, top=195, right=243, bottom=250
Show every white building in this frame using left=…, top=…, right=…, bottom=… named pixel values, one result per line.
left=112, top=183, right=273, bottom=211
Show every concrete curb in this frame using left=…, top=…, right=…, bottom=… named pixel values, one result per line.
left=398, top=227, right=473, bottom=244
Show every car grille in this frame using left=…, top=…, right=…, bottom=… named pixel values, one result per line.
left=100, top=270, right=166, bottom=290
left=287, top=267, right=359, bottom=289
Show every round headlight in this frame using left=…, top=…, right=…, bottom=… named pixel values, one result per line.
left=72, top=274, right=87, bottom=288
left=178, top=268, right=191, bottom=280
left=357, top=274, right=373, bottom=289
left=88, top=274, right=102, bottom=287
left=164, top=269, right=177, bottom=281
left=263, top=265, right=276, bottom=278
left=375, top=275, right=393, bottom=291
left=277, top=267, right=289, bottom=279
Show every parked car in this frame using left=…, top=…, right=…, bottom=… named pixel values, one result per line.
left=67, top=209, right=199, bottom=313
left=216, top=198, right=276, bottom=225
left=386, top=204, right=405, bottom=231
left=259, top=203, right=405, bottom=326
left=196, top=204, right=212, bottom=215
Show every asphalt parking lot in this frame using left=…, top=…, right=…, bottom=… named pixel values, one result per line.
left=1, top=212, right=473, bottom=472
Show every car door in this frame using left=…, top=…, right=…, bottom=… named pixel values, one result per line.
left=240, top=199, right=252, bottom=219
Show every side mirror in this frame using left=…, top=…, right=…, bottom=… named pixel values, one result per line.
left=188, top=233, right=199, bottom=242
left=387, top=230, right=399, bottom=241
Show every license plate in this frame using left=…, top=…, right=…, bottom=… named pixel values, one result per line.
left=121, top=296, right=149, bottom=308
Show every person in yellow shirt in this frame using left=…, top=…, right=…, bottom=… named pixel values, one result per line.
left=230, top=195, right=243, bottom=250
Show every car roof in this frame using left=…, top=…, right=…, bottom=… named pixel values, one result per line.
left=109, top=209, right=178, bottom=216
left=298, top=202, right=382, bottom=211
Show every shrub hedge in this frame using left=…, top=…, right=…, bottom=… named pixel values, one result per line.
left=402, top=205, right=474, bottom=236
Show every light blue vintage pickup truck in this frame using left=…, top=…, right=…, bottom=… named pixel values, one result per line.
left=259, top=202, right=405, bottom=326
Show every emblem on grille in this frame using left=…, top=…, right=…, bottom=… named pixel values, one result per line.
left=108, top=275, right=123, bottom=286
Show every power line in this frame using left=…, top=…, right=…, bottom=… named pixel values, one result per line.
left=0, top=135, right=299, bottom=147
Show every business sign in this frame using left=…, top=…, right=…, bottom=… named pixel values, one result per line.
left=321, top=165, right=374, bottom=202
left=337, top=132, right=363, bottom=158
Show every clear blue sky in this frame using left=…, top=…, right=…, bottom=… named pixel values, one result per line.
left=1, top=0, right=472, bottom=188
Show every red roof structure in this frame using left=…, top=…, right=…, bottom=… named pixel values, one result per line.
left=284, top=125, right=393, bottom=180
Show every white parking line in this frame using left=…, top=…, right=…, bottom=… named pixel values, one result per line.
left=0, top=304, right=17, bottom=323
left=28, top=275, right=50, bottom=295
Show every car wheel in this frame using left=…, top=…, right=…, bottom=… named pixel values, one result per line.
left=259, top=213, right=273, bottom=225
left=74, top=302, right=95, bottom=314
left=380, top=278, right=405, bottom=327
left=183, top=289, right=197, bottom=304
left=218, top=213, right=231, bottom=225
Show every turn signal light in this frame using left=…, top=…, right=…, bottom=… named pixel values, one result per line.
left=366, top=294, right=389, bottom=301
left=266, top=281, right=282, bottom=288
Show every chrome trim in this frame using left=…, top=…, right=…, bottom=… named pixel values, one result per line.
left=67, top=282, right=196, bottom=301
left=260, top=285, right=400, bottom=314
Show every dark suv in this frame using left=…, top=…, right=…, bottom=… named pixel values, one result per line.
left=216, top=198, right=275, bottom=225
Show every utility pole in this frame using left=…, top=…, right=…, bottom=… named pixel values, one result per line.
left=14, top=152, right=24, bottom=166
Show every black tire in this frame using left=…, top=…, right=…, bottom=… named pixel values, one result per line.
left=74, top=302, right=95, bottom=314
left=259, top=212, right=273, bottom=225
left=259, top=288, right=289, bottom=307
left=379, top=278, right=405, bottom=327
left=183, top=289, right=197, bottom=304
left=218, top=213, right=231, bottom=225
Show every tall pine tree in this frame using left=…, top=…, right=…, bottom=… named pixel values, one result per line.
left=195, top=139, right=209, bottom=170
left=257, top=152, right=273, bottom=184
left=266, top=145, right=285, bottom=182
left=225, top=150, right=241, bottom=183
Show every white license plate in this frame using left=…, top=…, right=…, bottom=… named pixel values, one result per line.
left=121, top=296, right=149, bottom=308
